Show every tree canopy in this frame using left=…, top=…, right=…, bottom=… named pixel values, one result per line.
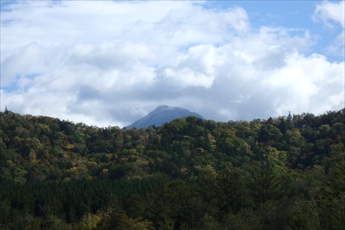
left=0, top=108, right=344, bottom=229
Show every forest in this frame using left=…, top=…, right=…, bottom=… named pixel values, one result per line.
left=0, top=108, right=344, bottom=230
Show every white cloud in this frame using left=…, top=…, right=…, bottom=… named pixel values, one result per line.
left=1, top=1, right=344, bottom=127
left=313, top=1, right=345, bottom=28
left=313, top=1, right=345, bottom=56
left=326, top=30, right=345, bottom=56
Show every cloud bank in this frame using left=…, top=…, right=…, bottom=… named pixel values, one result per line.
left=1, top=1, right=344, bottom=127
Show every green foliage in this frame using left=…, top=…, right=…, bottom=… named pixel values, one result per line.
left=0, top=108, right=344, bottom=229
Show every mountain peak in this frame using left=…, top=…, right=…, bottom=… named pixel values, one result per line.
left=126, top=105, right=204, bottom=129
left=156, top=105, right=169, bottom=109
left=151, top=105, right=170, bottom=113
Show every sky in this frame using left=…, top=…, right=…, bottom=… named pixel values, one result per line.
left=1, top=0, right=344, bottom=128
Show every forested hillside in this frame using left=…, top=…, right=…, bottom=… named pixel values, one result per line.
left=0, top=108, right=344, bottom=230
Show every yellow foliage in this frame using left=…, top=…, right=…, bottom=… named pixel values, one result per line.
left=112, top=214, right=156, bottom=230
left=64, top=143, right=75, bottom=149
left=38, top=124, right=51, bottom=134
left=80, top=212, right=101, bottom=230
left=197, top=147, right=205, bottom=153
left=28, top=151, right=37, bottom=162
left=31, top=137, right=43, bottom=150
left=195, top=164, right=217, bottom=177
left=180, top=167, right=188, bottom=175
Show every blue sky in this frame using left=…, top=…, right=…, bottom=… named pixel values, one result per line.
left=206, top=1, right=343, bottom=61
left=1, top=0, right=344, bottom=127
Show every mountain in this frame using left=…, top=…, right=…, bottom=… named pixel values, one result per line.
left=126, top=105, right=204, bottom=129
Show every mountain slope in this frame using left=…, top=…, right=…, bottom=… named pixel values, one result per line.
left=126, top=105, right=204, bottom=129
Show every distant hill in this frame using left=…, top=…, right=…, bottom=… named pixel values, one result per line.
left=126, top=105, right=204, bottom=129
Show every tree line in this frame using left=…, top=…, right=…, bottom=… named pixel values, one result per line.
left=0, top=108, right=344, bottom=229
